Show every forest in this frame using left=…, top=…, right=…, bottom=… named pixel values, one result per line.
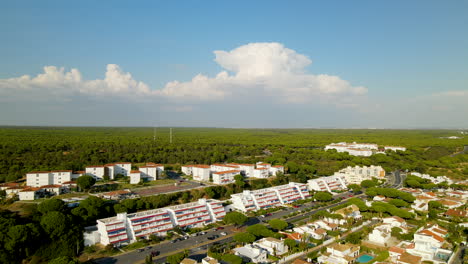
left=1, top=126, right=468, bottom=182
left=0, top=127, right=468, bottom=263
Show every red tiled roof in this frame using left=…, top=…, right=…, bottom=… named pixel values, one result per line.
left=41, top=184, right=62, bottom=188
left=28, top=171, right=50, bottom=174
left=62, top=181, right=77, bottom=184
left=212, top=170, right=241, bottom=175
left=21, top=187, right=41, bottom=192
left=420, top=230, right=444, bottom=242
left=86, top=165, right=105, bottom=168
left=389, top=246, right=405, bottom=254
left=130, top=170, right=141, bottom=173
left=50, top=170, right=72, bottom=172
left=0, top=182, right=19, bottom=187
left=193, top=165, right=210, bottom=169
left=444, top=209, right=468, bottom=218
left=398, top=253, right=421, bottom=264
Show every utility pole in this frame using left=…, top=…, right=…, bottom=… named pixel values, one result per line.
left=170, top=128, right=173, bottom=144
left=153, top=126, right=156, bottom=142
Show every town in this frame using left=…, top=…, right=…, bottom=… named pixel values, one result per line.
left=1, top=139, right=467, bottom=264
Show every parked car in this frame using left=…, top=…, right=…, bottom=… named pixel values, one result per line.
left=220, top=232, right=227, bottom=236
left=207, top=236, right=216, bottom=240
left=265, top=213, right=272, bottom=216
left=146, top=246, right=152, bottom=249
left=151, top=251, right=160, bottom=257
left=293, top=205, right=300, bottom=208
left=137, top=248, right=144, bottom=252
left=216, top=227, right=224, bottom=230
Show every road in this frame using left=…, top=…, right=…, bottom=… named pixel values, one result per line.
left=93, top=192, right=359, bottom=264
left=450, top=145, right=468, bottom=157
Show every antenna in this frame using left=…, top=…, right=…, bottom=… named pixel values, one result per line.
left=153, top=126, right=156, bottom=142
left=170, top=128, right=173, bottom=144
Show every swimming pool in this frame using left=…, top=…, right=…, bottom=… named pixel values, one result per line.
left=356, top=254, right=374, bottom=263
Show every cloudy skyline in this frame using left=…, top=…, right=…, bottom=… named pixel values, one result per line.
left=1, top=1, right=467, bottom=128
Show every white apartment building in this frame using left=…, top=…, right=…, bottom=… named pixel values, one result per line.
left=139, top=162, right=163, bottom=181
left=211, top=164, right=240, bottom=172
left=85, top=165, right=106, bottom=180
left=234, top=244, right=268, bottom=263
left=384, top=146, right=407, bottom=152
left=129, top=170, right=143, bottom=184
left=167, top=199, right=225, bottom=228
left=97, top=213, right=130, bottom=246
left=18, top=187, right=41, bottom=201
left=325, top=142, right=378, bottom=157
left=227, top=163, right=255, bottom=177
left=269, top=165, right=284, bottom=176
left=96, top=198, right=225, bottom=246
left=368, top=224, right=392, bottom=246
left=127, top=209, right=174, bottom=240
left=26, top=170, right=73, bottom=187
left=307, top=175, right=348, bottom=192
left=104, top=162, right=132, bottom=180
left=317, top=243, right=360, bottom=264
left=181, top=165, right=211, bottom=181
left=230, top=182, right=310, bottom=212
left=333, top=165, right=385, bottom=184
left=256, top=162, right=271, bottom=169
left=212, top=170, right=240, bottom=184
left=253, top=168, right=270, bottom=178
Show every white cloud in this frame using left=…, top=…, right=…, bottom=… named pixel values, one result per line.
left=157, top=42, right=367, bottom=104
left=0, top=42, right=367, bottom=107
left=0, top=64, right=151, bottom=102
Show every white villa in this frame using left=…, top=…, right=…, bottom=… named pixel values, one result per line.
left=333, top=165, right=385, bottom=184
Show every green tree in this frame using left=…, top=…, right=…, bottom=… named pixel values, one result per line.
left=166, top=250, right=189, bottom=264
left=284, top=238, right=297, bottom=251
left=348, top=184, right=361, bottom=194
left=233, top=232, right=256, bottom=244
left=313, top=191, right=333, bottom=202
left=246, top=224, right=274, bottom=238
left=268, top=219, right=288, bottom=231
left=145, top=255, right=153, bottom=264
left=360, top=180, right=377, bottom=189
left=48, top=256, right=79, bottom=264
left=234, top=174, right=245, bottom=188
left=345, top=231, right=362, bottom=244
left=38, top=198, right=67, bottom=214
left=223, top=211, right=248, bottom=227
left=77, top=175, right=96, bottom=191
left=221, top=254, right=243, bottom=264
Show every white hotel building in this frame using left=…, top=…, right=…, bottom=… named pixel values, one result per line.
left=129, top=163, right=164, bottom=184
left=231, top=182, right=310, bottom=212
left=333, top=165, right=385, bottom=184
left=325, top=142, right=378, bottom=157
left=307, top=175, right=348, bottom=192
left=181, top=165, right=211, bottom=182
left=96, top=198, right=225, bottom=246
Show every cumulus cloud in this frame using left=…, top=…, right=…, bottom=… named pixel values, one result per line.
left=0, top=64, right=151, bottom=102
left=0, top=42, right=367, bottom=106
left=157, top=42, right=367, bottom=104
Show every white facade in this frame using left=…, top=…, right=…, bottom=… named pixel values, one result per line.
left=333, top=165, right=385, bottom=184
left=227, top=163, right=255, bottom=177
left=269, top=165, right=284, bottom=176
left=18, top=188, right=40, bottom=200
left=385, top=146, right=407, bottom=152
left=181, top=165, right=193, bottom=176
left=129, top=170, right=143, bottom=184
left=410, top=172, right=454, bottom=185
left=406, top=224, right=451, bottom=262
left=138, top=162, right=163, bottom=181
left=254, top=237, right=288, bottom=256
left=85, top=166, right=106, bottom=180
left=368, top=224, right=392, bottom=245
left=253, top=168, right=270, bottom=178
left=325, top=142, right=378, bottom=156
left=317, top=243, right=360, bottom=264
left=230, top=182, right=310, bottom=212
left=96, top=198, right=225, bottom=246
left=26, top=170, right=72, bottom=187
left=212, top=170, right=240, bottom=184
left=211, top=164, right=240, bottom=172
left=192, top=165, right=211, bottom=181
left=234, top=244, right=268, bottom=263
left=307, top=175, right=348, bottom=192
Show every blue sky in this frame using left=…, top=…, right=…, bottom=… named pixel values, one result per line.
left=1, top=1, right=467, bottom=128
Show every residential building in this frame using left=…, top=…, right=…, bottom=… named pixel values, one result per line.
left=192, top=165, right=211, bottom=181
left=253, top=168, right=270, bottom=178
left=126, top=209, right=174, bottom=240
left=254, top=237, right=288, bottom=256
left=85, top=165, right=106, bottom=180
left=104, top=162, right=132, bottom=179
left=0, top=182, right=20, bottom=190
left=41, top=184, right=63, bottom=195
left=256, top=162, right=271, bottom=170
left=406, top=224, right=452, bottom=263
left=97, top=213, right=130, bottom=246
left=227, top=163, right=255, bottom=177
left=212, top=170, right=240, bottom=184
left=181, top=259, right=197, bottom=264
left=230, top=182, right=310, bottom=212
left=368, top=224, right=392, bottom=246
left=18, top=187, right=41, bottom=201
left=96, top=198, right=225, bottom=246
left=307, top=175, right=348, bottom=192
left=202, top=256, right=220, bottom=264
left=181, top=165, right=194, bottom=176
left=317, top=243, right=360, bottom=264
left=26, top=170, right=73, bottom=187
left=234, top=244, right=268, bottom=263
left=325, top=142, right=379, bottom=156
left=396, top=253, right=422, bottom=264
left=269, top=165, right=284, bottom=176
left=444, top=209, right=468, bottom=219
left=129, top=170, right=143, bottom=184
left=5, top=186, right=26, bottom=197
left=333, top=165, right=385, bottom=184
left=384, top=146, right=407, bottom=152
left=382, top=216, right=407, bottom=231
left=211, top=164, right=240, bottom=172
left=139, top=162, right=163, bottom=181
left=334, top=204, right=362, bottom=220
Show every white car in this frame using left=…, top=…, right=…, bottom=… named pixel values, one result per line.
left=220, top=232, right=227, bottom=236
